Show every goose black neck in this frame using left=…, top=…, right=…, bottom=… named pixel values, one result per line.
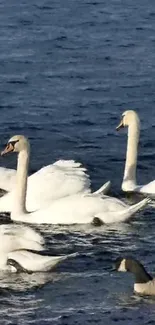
left=126, top=259, right=152, bottom=283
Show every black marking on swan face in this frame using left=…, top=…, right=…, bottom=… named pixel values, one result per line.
left=7, top=140, right=19, bottom=152
left=1, top=140, right=20, bottom=156
left=8, top=140, right=19, bottom=147
left=7, top=259, right=33, bottom=274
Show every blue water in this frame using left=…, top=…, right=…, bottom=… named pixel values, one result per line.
left=0, top=0, right=155, bottom=324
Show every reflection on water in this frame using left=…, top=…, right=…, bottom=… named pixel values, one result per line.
left=0, top=272, right=61, bottom=291
left=0, top=211, right=154, bottom=324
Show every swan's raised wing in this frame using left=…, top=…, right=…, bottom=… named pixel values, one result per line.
left=25, top=160, right=91, bottom=211
left=136, top=181, right=155, bottom=195
left=0, top=225, right=44, bottom=253
left=0, top=224, right=44, bottom=244
left=0, top=160, right=91, bottom=212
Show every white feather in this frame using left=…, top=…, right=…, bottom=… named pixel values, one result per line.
left=7, top=251, right=78, bottom=272
left=0, top=160, right=110, bottom=212
left=0, top=224, right=44, bottom=271
left=12, top=194, right=150, bottom=224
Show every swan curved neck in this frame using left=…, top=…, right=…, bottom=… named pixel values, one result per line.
left=12, top=148, right=29, bottom=217
left=122, top=120, right=140, bottom=191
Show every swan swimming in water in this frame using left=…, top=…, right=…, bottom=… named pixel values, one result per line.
left=1, top=135, right=149, bottom=224
left=0, top=224, right=77, bottom=273
left=116, top=110, right=155, bottom=195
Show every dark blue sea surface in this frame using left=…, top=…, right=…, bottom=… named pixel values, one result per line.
left=0, top=0, right=155, bottom=324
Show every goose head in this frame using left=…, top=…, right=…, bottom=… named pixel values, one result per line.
left=115, top=257, right=147, bottom=274
left=1, top=135, right=30, bottom=156
left=115, top=257, right=138, bottom=272
left=116, top=110, right=140, bottom=131
left=114, top=257, right=153, bottom=285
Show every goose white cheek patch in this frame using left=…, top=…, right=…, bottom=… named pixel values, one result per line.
left=118, top=259, right=126, bottom=272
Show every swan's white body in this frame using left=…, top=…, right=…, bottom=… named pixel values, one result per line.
left=117, top=110, right=155, bottom=194
left=11, top=193, right=149, bottom=224
left=0, top=224, right=43, bottom=271
left=1, top=135, right=149, bottom=225
left=7, top=251, right=77, bottom=273
left=0, top=224, right=77, bottom=273
left=0, top=161, right=110, bottom=212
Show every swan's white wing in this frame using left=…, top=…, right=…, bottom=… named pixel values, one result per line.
left=136, top=180, right=155, bottom=194
left=25, top=160, right=91, bottom=210
left=25, top=194, right=105, bottom=224
left=96, top=197, right=150, bottom=224
left=0, top=224, right=44, bottom=244
left=7, top=251, right=77, bottom=272
left=0, top=160, right=111, bottom=213
left=0, top=180, right=111, bottom=215
left=0, top=160, right=90, bottom=212
left=53, top=160, right=86, bottom=169
left=15, top=194, right=134, bottom=224
left=0, top=225, right=44, bottom=253
left=93, top=181, right=111, bottom=195
left=29, top=194, right=150, bottom=224
left=0, top=167, right=16, bottom=191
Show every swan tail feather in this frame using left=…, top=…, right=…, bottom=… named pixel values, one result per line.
left=93, top=181, right=111, bottom=195
left=95, top=197, right=150, bottom=224
left=120, top=197, right=151, bottom=219
left=43, top=252, right=79, bottom=271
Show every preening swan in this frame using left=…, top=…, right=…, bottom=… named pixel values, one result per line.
left=116, top=110, right=155, bottom=194
left=0, top=224, right=77, bottom=273
left=0, top=157, right=110, bottom=214
left=1, top=135, right=149, bottom=224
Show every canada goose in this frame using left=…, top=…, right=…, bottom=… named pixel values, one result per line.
left=115, top=257, right=155, bottom=296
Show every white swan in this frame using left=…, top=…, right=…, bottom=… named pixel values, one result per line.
left=1, top=135, right=149, bottom=224
left=0, top=223, right=77, bottom=273
left=116, top=110, right=155, bottom=194
left=0, top=169, right=110, bottom=214
left=0, top=160, right=110, bottom=214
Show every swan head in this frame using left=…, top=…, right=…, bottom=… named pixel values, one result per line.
left=116, top=110, right=140, bottom=131
left=1, top=135, right=30, bottom=156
